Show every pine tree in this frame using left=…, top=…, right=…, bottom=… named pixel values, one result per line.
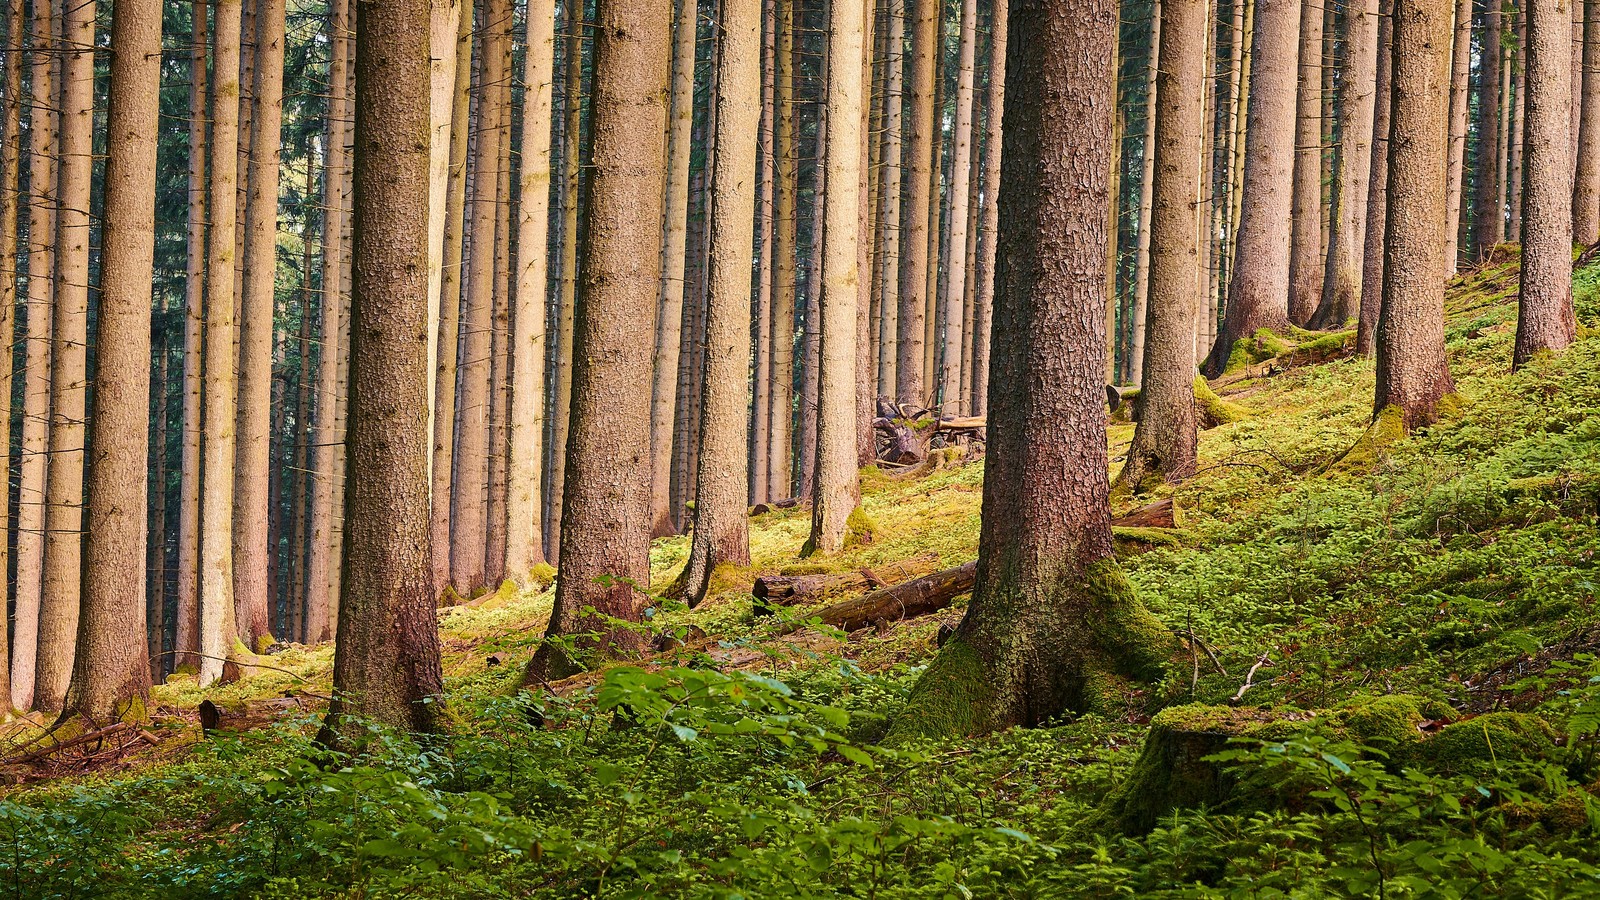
left=1515, top=0, right=1577, bottom=367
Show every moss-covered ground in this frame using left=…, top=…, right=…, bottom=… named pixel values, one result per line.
left=11, top=251, right=1600, bottom=896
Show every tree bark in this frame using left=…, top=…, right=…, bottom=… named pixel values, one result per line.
left=1515, top=0, right=1577, bottom=367
left=1508, top=4, right=1526, bottom=236
left=815, top=561, right=976, bottom=631
left=0, top=0, right=21, bottom=708
left=1288, top=0, right=1326, bottom=325
left=1313, top=0, right=1381, bottom=329
left=1118, top=0, right=1207, bottom=490
left=894, top=0, right=1174, bottom=737
left=1443, top=0, right=1472, bottom=268
left=1576, top=0, right=1600, bottom=240
left=1131, top=2, right=1162, bottom=386
left=940, top=0, right=979, bottom=408
left=970, top=0, right=1005, bottom=416
left=897, top=0, right=938, bottom=405
left=1474, top=0, right=1506, bottom=257
left=548, top=0, right=585, bottom=561
left=484, top=88, right=513, bottom=585
left=321, top=0, right=444, bottom=739
left=751, top=0, right=777, bottom=505
left=1377, top=0, right=1458, bottom=429
left=1358, top=0, right=1395, bottom=356
left=35, top=0, right=96, bottom=711
left=60, top=0, right=160, bottom=723
left=875, top=0, right=904, bottom=397
left=1201, top=0, right=1300, bottom=376
left=523, top=0, right=671, bottom=684
left=768, top=0, right=797, bottom=503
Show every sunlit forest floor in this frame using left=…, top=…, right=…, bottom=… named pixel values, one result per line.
left=11, top=247, right=1600, bottom=897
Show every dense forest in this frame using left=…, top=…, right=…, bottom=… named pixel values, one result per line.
left=2, top=0, right=1600, bottom=893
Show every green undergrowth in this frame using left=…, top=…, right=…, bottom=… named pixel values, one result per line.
left=12, top=253, right=1600, bottom=896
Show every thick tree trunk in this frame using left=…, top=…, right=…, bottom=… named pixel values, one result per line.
left=897, top=0, right=937, bottom=405
left=305, top=0, right=351, bottom=643
left=35, top=0, right=96, bottom=711
left=939, top=0, right=979, bottom=408
left=1201, top=0, right=1300, bottom=376
left=60, top=0, right=160, bottom=724
left=893, top=0, right=1174, bottom=737
left=523, top=0, right=671, bottom=684
left=1515, top=0, right=1577, bottom=367
left=1288, top=0, right=1326, bottom=325
left=1376, top=0, right=1457, bottom=429
left=173, top=0, right=207, bottom=672
left=1313, top=0, right=1381, bottom=329
left=970, top=0, right=1005, bottom=416
left=1118, top=0, right=1207, bottom=491
left=1444, top=0, right=1472, bottom=267
left=680, top=0, right=762, bottom=603
left=321, top=0, right=444, bottom=739
left=1576, top=0, right=1600, bottom=240
left=1358, top=0, right=1394, bottom=356
left=767, top=0, right=797, bottom=503
left=233, top=0, right=287, bottom=650
left=506, top=0, right=556, bottom=581
left=1474, top=0, right=1506, bottom=257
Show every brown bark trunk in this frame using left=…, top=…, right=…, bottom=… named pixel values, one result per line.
left=173, top=0, right=206, bottom=672
left=1358, top=0, right=1395, bottom=356
left=485, top=87, right=513, bottom=585
left=1445, top=0, right=1472, bottom=267
left=1130, top=2, right=1162, bottom=387
left=0, top=0, right=24, bottom=708
left=548, top=0, right=584, bottom=561
left=940, top=0, right=979, bottom=408
left=1515, top=0, right=1577, bottom=367
left=752, top=0, right=777, bottom=505
left=897, top=0, right=937, bottom=405
left=1508, top=4, right=1526, bottom=236
left=1288, top=0, right=1326, bottom=325
left=875, top=0, right=904, bottom=396
left=970, top=0, right=1005, bottom=416
left=1474, top=0, right=1506, bottom=257
left=1313, top=0, right=1382, bottom=329
left=1575, top=0, right=1600, bottom=240
left=768, top=0, right=797, bottom=503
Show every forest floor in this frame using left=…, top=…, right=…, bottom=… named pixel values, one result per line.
left=11, top=247, right=1600, bottom=897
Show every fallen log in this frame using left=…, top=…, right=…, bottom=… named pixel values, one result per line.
left=812, top=561, right=978, bottom=632
left=198, top=694, right=314, bottom=734
left=1111, top=498, right=1176, bottom=529
left=753, top=553, right=941, bottom=611
left=750, top=497, right=803, bottom=516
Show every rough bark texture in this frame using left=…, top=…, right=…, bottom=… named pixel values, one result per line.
left=874, top=0, right=904, bottom=396
left=1576, top=0, right=1600, bottom=241
left=897, top=0, right=937, bottom=405
left=0, top=0, right=22, bottom=707
left=1444, top=0, right=1472, bottom=266
left=768, top=0, right=797, bottom=503
left=751, top=0, right=776, bottom=505
left=1314, top=0, right=1381, bottom=329
left=893, top=0, right=1174, bottom=738
left=1130, top=1, right=1162, bottom=387
left=1288, top=0, right=1326, bottom=325
left=548, top=0, right=584, bottom=561
left=176, top=0, right=206, bottom=668
left=971, top=0, right=1005, bottom=416
left=321, top=0, right=444, bottom=738
left=680, top=0, right=761, bottom=604
left=940, top=0, right=979, bottom=409
left=1358, top=0, right=1395, bottom=356
left=1474, top=0, right=1506, bottom=257
left=1118, top=0, right=1206, bottom=491
left=523, top=0, right=671, bottom=684
left=1515, top=0, right=1578, bottom=368
left=1376, top=0, right=1458, bottom=429
left=234, top=0, right=287, bottom=650
left=1202, top=0, right=1301, bottom=377
left=484, top=93, right=513, bottom=585
left=61, top=0, right=160, bottom=723
left=35, top=0, right=96, bottom=711
left=804, top=0, right=867, bottom=557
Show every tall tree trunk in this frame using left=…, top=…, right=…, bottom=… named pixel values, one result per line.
left=1358, top=0, right=1394, bottom=354
left=548, top=0, right=584, bottom=559
left=680, top=0, right=761, bottom=603
left=484, top=88, right=512, bottom=585
left=804, top=0, right=866, bottom=557
left=1288, top=0, right=1325, bottom=324
left=427, top=0, right=463, bottom=484
left=1201, top=0, right=1300, bottom=376
left=1575, top=0, right=1600, bottom=240
left=0, top=0, right=20, bottom=707
left=939, top=0, right=979, bottom=408
left=1474, top=0, right=1506, bottom=257
left=856, top=1, right=879, bottom=464
left=506, top=0, right=555, bottom=581
left=897, top=0, right=937, bottom=405
left=1119, top=0, right=1207, bottom=490
left=1130, top=2, right=1162, bottom=386
left=60, top=0, right=160, bottom=723
left=922, top=41, right=943, bottom=394
left=174, top=0, right=207, bottom=672
left=1444, top=0, right=1471, bottom=268
left=970, top=0, right=1005, bottom=416
left=451, top=0, right=509, bottom=595
left=234, top=0, right=287, bottom=649
left=751, top=0, right=776, bottom=504
left=522, top=0, right=671, bottom=683
left=893, top=0, right=1174, bottom=737
left=1516, top=0, right=1577, bottom=366
left=288, top=206, right=315, bottom=641
left=431, top=0, right=473, bottom=592
left=1508, top=5, right=1526, bottom=235
left=35, top=0, right=96, bottom=711
left=306, top=0, right=351, bottom=643
left=1313, top=0, right=1381, bottom=329
left=796, top=144, right=823, bottom=501
left=875, top=0, right=903, bottom=396
left=321, top=0, right=444, bottom=739
left=650, top=0, right=697, bottom=538
left=1377, top=0, right=1457, bottom=428
left=149, top=330, right=171, bottom=671
left=769, top=0, right=797, bottom=501
left=11, top=0, right=54, bottom=709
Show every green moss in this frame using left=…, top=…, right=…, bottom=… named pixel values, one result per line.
left=1111, top=526, right=1190, bottom=549
left=1294, top=330, right=1356, bottom=357
left=439, top=584, right=467, bottom=607
left=526, top=562, right=557, bottom=591
left=1418, top=712, right=1556, bottom=775
left=1194, top=376, right=1249, bottom=427
left=1337, top=695, right=1428, bottom=754
left=844, top=506, right=877, bottom=550
left=1103, top=704, right=1284, bottom=833
left=1084, top=559, right=1177, bottom=684
left=779, top=561, right=839, bottom=576
left=1435, top=391, right=1468, bottom=420
left=1331, top=404, right=1407, bottom=472
left=255, top=634, right=278, bottom=655
left=884, top=635, right=994, bottom=741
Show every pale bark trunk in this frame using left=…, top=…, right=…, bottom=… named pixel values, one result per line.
left=1516, top=0, right=1577, bottom=367
left=1474, top=0, right=1506, bottom=257
left=769, top=0, right=796, bottom=501
left=922, top=45, right=943, bottom=394
left=1131, top=1, right=1162, bottom=385
left=548, top=0, right=583, bottom=560
left=1575, top=0, right=1600, bottom=241
left=680, top=0, right=762, bottom=603
left=1201, top=0, right=1299, bottom=376
left=751, top=0, right=776, bottom=505
left=1313, top=0, right=1380, bottom=329
left=1508, top=6, right=1526, bottom=235
left=234, top=0, right=286, bottom=649
left=897, top=0, right=937, bottom=405
left=0, top=0, right=21, bottom=706
left=856, top=2, right=878, bottom=464
left=1288, top=0, right=1325, bottom=325
left=61, top=0, right=160, bottom=723
left=939, top=0, right=979, bottom=408
left=523, top=0, right=670, bottom=683
left=875, top=0, right=903, bottom=396
left=796, top=149, right=822, bottom=501
left=485, top=89, right=512, bottom=584
left=1359, top=0, right=1394, bottom=355
left=321, top=0, right=444, bottom=739
left=970, top=0, right=1004, bottom=416
left=1377, top=0, right=1457, bottom=428
left=805, top=0, right=866, bottom=556
left=35, top=0, right=96, bottom=711
left=426, top=0, right=462, bottom=496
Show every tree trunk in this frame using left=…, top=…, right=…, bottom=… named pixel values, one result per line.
left=0, top=0, right=21, bottom=707
left=548, top=0, right=584, bottom=561
left=35, top=0, right=96, bottom=711
left=922, top=42, right=944, bottom=394
left=233, top=0, right=287, bottom=649
left=939, top=0, right=979, bottom=409
left=320, top=0, right=445, bottom=739
left=970, top=0, right=1005, bottom=416
left=506, top=0, right=556, bottom=581
left=650, top=0, right=697, bottom=539
left=1288, top=0, right=1325, bottom=325
left=751, top=0, right=777, bottom=505
left=1442, top=0, right=1472, bottom=268
left=856, top=3, right=879, bottom=466
left=60, top=0, right=160, bottom=723
left=893, top=0, right=1174, bottom=737
left=1377, top=0, right=1458, bottom=429
left=1358, top=0, right=1394, bottom=355
left=1576, top=0, right=1600, bottom=240
left=1130, top=2, right=1162, bottom=386
left=897, top=0, right=937, bottom=405
left=1201, top=0, right=1300, bottom=376
left=1515, top=0, right=1577, bottom=367
left=522, top=0, right=671, bottom=684
left=1118, top=0, right=1207, bottom=491
left=484, top=88, right=513, bottom=585
left=305, top=0, right=351, bottom=643
left=1474, top=0, right=1506, bottom=257
left=1313, top=0, right=1381, bottom=329
left=875, top=0, right=904, bottom=397
left=680, top=0, right=762, bottom=604
left=1508, top=4, right=1526, bottom=236
left=768, top=0, right=797, bottom=503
